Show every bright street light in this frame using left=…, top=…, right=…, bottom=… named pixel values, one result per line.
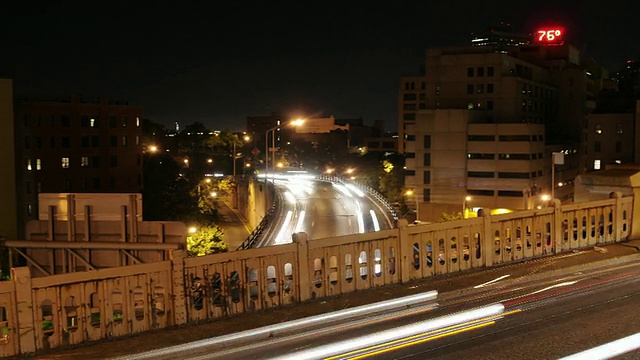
left=404, top=189, right=419, bottom=221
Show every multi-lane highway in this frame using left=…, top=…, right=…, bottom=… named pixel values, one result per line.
left=260, top=174, right=395, bottom=246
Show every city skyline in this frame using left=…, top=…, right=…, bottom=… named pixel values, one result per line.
left=1, top=1, right=638, bottom=132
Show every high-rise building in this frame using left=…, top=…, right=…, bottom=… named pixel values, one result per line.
left=399, top=27, right=608, bottom=220
left=13, top=96, right=143, bottom=234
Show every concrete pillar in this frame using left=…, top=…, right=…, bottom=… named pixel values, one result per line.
left=293, top=232, right=310, bottom=302
left=12, top=267, right=35, bottom=354
left=631, top=187, right=640, bottom=240
left=479, top=208, right=493, bottom=268
left=611, top=192, right=622, bottom=242
left=552, top=199, right=563, bottom=253
left=395, top=219, right=410, bottom=283
left=170, top=249, right=187, bottom=326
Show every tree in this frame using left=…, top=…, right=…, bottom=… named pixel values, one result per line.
left=378, top=153, right=405, bottom=202
left=439, top=212, right=464, bottom=222
left=186, top=226, right=228, bottom=257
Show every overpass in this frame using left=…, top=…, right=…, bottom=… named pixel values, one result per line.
left=0, top=187, right=635, bottom=356
left=237, top=173, right=398, bottom=249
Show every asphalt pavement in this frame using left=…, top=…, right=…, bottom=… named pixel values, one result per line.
left=216, top=197, right=252, bottom=250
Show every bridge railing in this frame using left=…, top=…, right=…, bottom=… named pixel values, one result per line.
left=0, top=193, right=633, bottom=356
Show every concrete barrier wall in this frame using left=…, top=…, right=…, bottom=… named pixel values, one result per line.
left=0, top=194, right=634, bottom=356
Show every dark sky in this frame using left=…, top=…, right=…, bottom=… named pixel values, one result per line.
left=1, top=1, right=638, bottom=132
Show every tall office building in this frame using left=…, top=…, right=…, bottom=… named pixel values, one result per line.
left=399, top=27, right=607, bottom=220
left=13, top=96, right=143, bottom=234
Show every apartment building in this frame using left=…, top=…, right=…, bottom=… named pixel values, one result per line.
left=399, top=35, right=607, bottom=220
left=13, top=96, right=143, bottom=232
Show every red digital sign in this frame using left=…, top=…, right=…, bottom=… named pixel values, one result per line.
left=535, top=27, right=565, bottom=45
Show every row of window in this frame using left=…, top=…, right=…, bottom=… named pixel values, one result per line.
left=467, top=171, right=543, bottom=179
left=520, top=83, right=554, bottom=99
left=467, top=189, right=528, bottom=197
left=467, top=153, right=545, bottom=160
left=23, top=115, right=140, bottom=128
left=24, top=135, right=140, bottom=149
left=467, top=83, right=495, bottom=94
left=468, top=134, right=544, bottom=142
left=26, top=155, right=140, bottom=171
left=593, top=141, right=623, bottom=153
left=593, top=123, right=624, bottom=135
left=467, top=66, right=495, bottom=77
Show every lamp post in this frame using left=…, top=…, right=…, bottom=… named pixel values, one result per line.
left=405, top=189, right=419, bottom=222
left=233, top=134, right=251, bottom=180
left=264, top=119, right=304, bottom=212
left=462, top=195, right=471, bottom=218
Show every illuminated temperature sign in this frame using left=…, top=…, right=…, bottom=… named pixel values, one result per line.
left=535, top=27, right=565, bottom=45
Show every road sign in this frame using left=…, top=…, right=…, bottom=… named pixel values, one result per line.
left=251, top=147, right=260, bottom=156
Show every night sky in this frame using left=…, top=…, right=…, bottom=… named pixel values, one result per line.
left=1, top=1, right=638, bottom=132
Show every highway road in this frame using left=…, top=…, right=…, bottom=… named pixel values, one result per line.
left=261, top=175, right=394, bottom=246
left=141, top=259, right=640, bottom=359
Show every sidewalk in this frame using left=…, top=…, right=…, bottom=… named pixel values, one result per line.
left=216, top=197, right=252, bottom=250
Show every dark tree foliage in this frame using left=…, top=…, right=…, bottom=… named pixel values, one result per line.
left=142, top=150, right=198, bottom=222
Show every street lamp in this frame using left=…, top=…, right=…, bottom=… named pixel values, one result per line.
left=233, top=134, right=251, bottom=180
left=264, top=119, right=304, bottom=212
left=265, top=119, right=305, bottom=180
left=463, top=195, right=472, bottom=218
left=405, top=189, right=419, bottom=222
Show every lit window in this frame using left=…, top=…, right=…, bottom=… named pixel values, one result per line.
left=90, top=118, right=96, bottom=127
left=595, top=124, right=602, bottom=134
left=136, top=117, right=140, bottom=127
left=62, top=157, right=70, bottom=169
left=81, top=157, right=89, bottom=167
left=594, top=159, right=601, bottom=170
left=36, top=159, right=41, bottom=170
left=122, top=136, right=127, bottom=146
left=616, top=124, right=623, bottom=134
left=135, top=135, right=140, bottom=145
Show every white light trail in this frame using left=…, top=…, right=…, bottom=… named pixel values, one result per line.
left=345, top=183, right=365, bottom=197
left=474, top=275, right=511, bottom=289
left=283, top=191, right=296, bottom=204
left=332, top=183, right=353, bottom=197
left=294, top=210, right=306, bottom=233
left=275, top=211, right=294, bottom=244
left=526, top=281, right=578, bottom=296
left=370, top=210, right=380, bottom=231
left=560, top=332, right=640, bottom=360
left=272, top=304, right=505, bottom=360
left=356, top=203, right=365, bottom=233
